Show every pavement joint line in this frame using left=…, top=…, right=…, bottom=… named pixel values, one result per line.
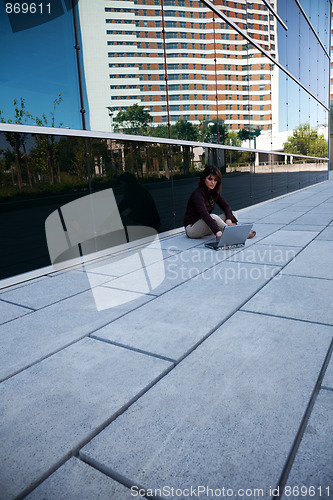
left=280, top=273, right=333, bottom=281
left=240, top=309, right=333, bottom=328
left=321, top=385, right=333, bottom=392
left=272, top=337, right=333, bottom=500
left=89, top=335, right=176, bottom=364
left=0, top=331, right=95, bottom=384
left=98, top=283, right=159, bottom=297
left=0, top=297, right=36, bottom=312
left=245, top=195, right=333, bottom=225
left=15, top=363, right=175, bottom=500
left=0, top=285, right=99, bottom=319
left=0, top=311, right=35, bottom=329
left=78, top=454, right=159, bottom=500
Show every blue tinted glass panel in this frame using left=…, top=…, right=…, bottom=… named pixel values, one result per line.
left=0, top=5, right=84, bottom=129
left=278, top=68, right=288, bottom=136
left=299, top=0, right=330, bottom=51
left=299, top=88, right=310, bottom=127
left=286, top=76, right=301, bottom=134
left=284, top=0, right=300, bottom=79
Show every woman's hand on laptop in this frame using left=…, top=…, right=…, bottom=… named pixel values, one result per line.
left=225, top=219, right=235, bottom=225
left=216, top=230, right=223, bottom=240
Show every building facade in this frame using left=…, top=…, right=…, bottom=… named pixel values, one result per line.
left=79, top=0, right=278, bottom=138
left=77, top=0, right=330, bottom=152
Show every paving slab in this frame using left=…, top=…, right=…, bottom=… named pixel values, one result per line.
left=0, top=276, right=48, bottom=292
left=0, top=299, right=32, bottom=325
left=26, top=458, right=131, bottom=500
left=289, top=195, right=333, bottom=206
left=0, top=271, right=114, bottom=310
left=281, top=240, right=333, bottom=279
left=246, top=223, right=284, bottom=242
left=154, top=234, right=205, bottom=251
left=227, top=244, right=301, bottom=267
left=232, top=206, right=283, bottom=220
left=253, top=212, right=300, bottom=224
left=272, top=206, right=312, bottom=216
left=315, top=225, right=333, bottom=240
left=304, top=203, right=333, bottom=214
left=0, top=288, right=154, bottom=381
left=280, top=391, right=333, bottom=500
left=80, top=311, right=332, bottom=498
left=92, top=261, right=281, bottom=362
left=79, top=247, right=171, bottom=278
left=101, top=245, right=240, bottom=296
left=0, top=338, right=172, bottom=500
left=257, top=229, right=319, bottom=247
left=291, top=213, right=333, bottom=226
left=282, top=224, right=326, bottom=232
left=242, top=274, right=333, bottom=325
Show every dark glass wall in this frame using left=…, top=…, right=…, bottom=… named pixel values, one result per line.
left=0, top=130, right=328, bottom=280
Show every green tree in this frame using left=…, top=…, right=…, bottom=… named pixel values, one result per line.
left=171, top=120, right=199, bottom=142
left=0, top=98, right=32, bottom=189
left=113, top=104, right=151, bottom=135
left=199, top=120, right=228, bottom=145
left=171, top=120, right=199, bottom=174
left=225, top=130, right=246, bottom=168
left=238, top=127, right=261, bottom=148
left=150, top=124, right=169, bottom=139
left=283, top=123, right=328, bottom=157
left=30, top=94, right=63, bottom=184
left=226, top=130, right=242, bottom=148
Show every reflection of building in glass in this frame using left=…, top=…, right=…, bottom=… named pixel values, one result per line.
left=78, top=0, right=277, bottom=136
left=330, top=6, right=333, bottom=164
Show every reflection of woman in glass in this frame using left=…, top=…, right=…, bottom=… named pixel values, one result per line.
left=117, top=172, right=161, bottom=231
left=184, top=166, right=256, bottom=240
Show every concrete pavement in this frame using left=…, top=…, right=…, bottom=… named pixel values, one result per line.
left=0, top=176, right=332, bottom=500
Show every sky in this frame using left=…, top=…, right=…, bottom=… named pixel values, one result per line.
left=0, top=0, right=88, bottom=130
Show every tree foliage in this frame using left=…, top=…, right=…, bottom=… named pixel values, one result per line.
left=237, top=127, right=261, bottom=142
left=0, top=95, right=64, bottom=187
left=283, top=123, right=328, bottom=157
left=199, top=120, right=228, bottom=144
left=113, top=104, right=151, bottom=135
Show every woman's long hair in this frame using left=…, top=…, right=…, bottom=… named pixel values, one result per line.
left=198, top=166, right=222, bottom=195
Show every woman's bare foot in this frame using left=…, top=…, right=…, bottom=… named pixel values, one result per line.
left=247, top=230, right=256, bottom=239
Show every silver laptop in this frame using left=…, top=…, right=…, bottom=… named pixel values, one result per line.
left=205, top=223, right=253, bottom=250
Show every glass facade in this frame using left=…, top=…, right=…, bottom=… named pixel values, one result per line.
left=0, top=0, right=330, bottom=280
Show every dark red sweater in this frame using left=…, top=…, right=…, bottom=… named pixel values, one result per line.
left=184, top=186, right=237, bottom=234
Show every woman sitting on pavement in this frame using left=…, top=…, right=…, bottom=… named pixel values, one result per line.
left=184, top=165, right=256, bottom=240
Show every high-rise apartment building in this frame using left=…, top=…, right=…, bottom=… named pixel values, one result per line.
left=78, top=0, right=278, bottom=140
